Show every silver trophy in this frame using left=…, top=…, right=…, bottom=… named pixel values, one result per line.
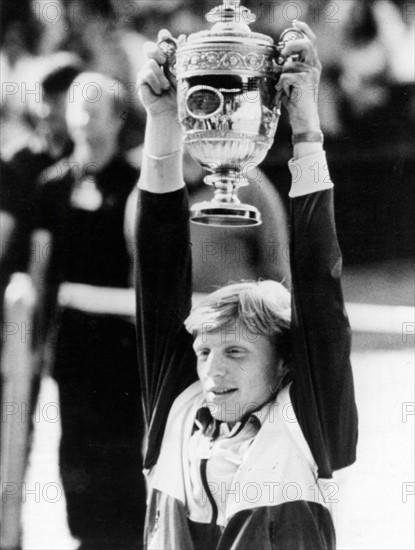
left=159, top=0, right=302, bottom=226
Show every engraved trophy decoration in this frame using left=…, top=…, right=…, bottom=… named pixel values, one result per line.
left=159, top=0, right=302, bottom=226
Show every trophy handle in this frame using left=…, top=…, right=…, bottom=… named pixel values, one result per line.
left=276, top=27, right=305, bottom=64
left=157, top=37, right=178, bottom=90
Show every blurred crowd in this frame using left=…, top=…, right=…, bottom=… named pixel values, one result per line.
left=0, top=1, right=414, bottom=549
left=2, top=1, right=415, bottom=142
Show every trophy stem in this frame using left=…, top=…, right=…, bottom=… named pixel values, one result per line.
left=213, top=187, right=240, bottom=204
left=191, top=169, right=261, bottom=227
left=204, top=170, right=248, bottom=203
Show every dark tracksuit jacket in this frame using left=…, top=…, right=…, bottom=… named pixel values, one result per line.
left=135, top=156, right=358, bottom=549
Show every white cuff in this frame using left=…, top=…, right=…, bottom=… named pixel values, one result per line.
left=143, top=149, right=182, bottom=161
left=138, top=150, right=184, bottom=194
left=288, top=151, right=333, bottom=198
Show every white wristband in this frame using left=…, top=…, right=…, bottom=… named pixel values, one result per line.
left=288, top=151, right=333, bottom=198
left=143, top=150, right=182, bottom=161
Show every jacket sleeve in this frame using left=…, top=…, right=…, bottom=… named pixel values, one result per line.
left=135, top=187, right=197, bottom=470
left=288, top=156, right=358, bottom=478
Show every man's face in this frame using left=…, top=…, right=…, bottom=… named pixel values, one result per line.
left=66, top=93, right=121, bottom=151
left=194, top=322, right=280, bottom=425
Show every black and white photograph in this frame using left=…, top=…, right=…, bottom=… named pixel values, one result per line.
left=1, top=1, right=414, bottom=549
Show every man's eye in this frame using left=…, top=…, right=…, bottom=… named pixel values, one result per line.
left=228, top=348, right=244, bottom=356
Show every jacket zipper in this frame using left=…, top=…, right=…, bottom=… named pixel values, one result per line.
left=200, top=458, right=218, bottom=527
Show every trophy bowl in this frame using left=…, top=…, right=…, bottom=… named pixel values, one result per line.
left=159, top=0, right=302, bottom=227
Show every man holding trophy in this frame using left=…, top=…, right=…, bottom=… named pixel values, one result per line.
left=135, top=1, right=358, bottom=547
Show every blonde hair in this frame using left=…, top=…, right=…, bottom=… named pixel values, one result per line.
left=185, top=280, right=292, bottom=361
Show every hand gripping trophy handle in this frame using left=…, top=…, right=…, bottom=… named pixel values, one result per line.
left=274, top=27, right=305, bottom=107
left=157, top=37, right=178, bottom=90
left=158, top=13, right=304, bottom=227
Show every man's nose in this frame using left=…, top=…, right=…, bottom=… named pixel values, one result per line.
left=204, top=351, right=227, bottom=378
left=79, top=111, right=91, bottom=128
left=70, top=109, right=90, bottom=129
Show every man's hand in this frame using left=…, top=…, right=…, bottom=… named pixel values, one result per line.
left=277, top=21, right=322, bottom=134
left=137, top=30, right=186, bottom=192
left=138, top=30, right=183, bottom=120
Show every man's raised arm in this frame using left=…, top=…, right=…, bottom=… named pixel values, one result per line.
left=278, top=21, right=358, bottom=477
left=135, top=32, right=197, bottom=469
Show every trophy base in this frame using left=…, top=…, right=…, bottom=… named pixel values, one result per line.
left=190, top=200, right=262, bottom=227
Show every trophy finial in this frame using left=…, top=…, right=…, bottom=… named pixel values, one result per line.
left=206, top=0, right=256, bottom=27
left=223, top=0, right=241, bottom=10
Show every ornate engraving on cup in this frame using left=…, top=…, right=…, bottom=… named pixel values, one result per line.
left=177, top=49, right=277, bottom=76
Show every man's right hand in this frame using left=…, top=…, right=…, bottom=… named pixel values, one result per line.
left=138, top=30, right=181, bottom=119
left=137, top=30, right=186, bottom=193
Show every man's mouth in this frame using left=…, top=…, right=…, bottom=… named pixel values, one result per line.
left=209, top=388, right=237, bottom=396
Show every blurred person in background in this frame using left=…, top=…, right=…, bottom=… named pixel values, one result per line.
left=337, top=0, right=414, bottom=141
left=329, top=0, right=415, bottom=263
left=0, top=56, right=82, bottom=419
left=58, top=0, right=131, bottom=84
left=29, top=72, right=146, bottom=549
left=1, top=11, right=81, bottom=548
left=0, top=160, right=25, bottom=356
left=1, top=55, right=82, bottom=280
left=0, top=0, right=42, bottom=152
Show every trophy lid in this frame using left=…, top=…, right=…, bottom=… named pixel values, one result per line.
left=186, top=0, right=274, bottom=47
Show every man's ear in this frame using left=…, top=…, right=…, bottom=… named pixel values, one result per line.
left=278, top=357, right=292, bottom=384
left=279, top=361, right=291, bottom=378
left=270, top=358, right=289, bottom=394
left=114, top=113, right=124, bottom=135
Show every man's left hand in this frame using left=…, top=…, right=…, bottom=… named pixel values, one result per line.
left=277, top=21, right=322, bottom=134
